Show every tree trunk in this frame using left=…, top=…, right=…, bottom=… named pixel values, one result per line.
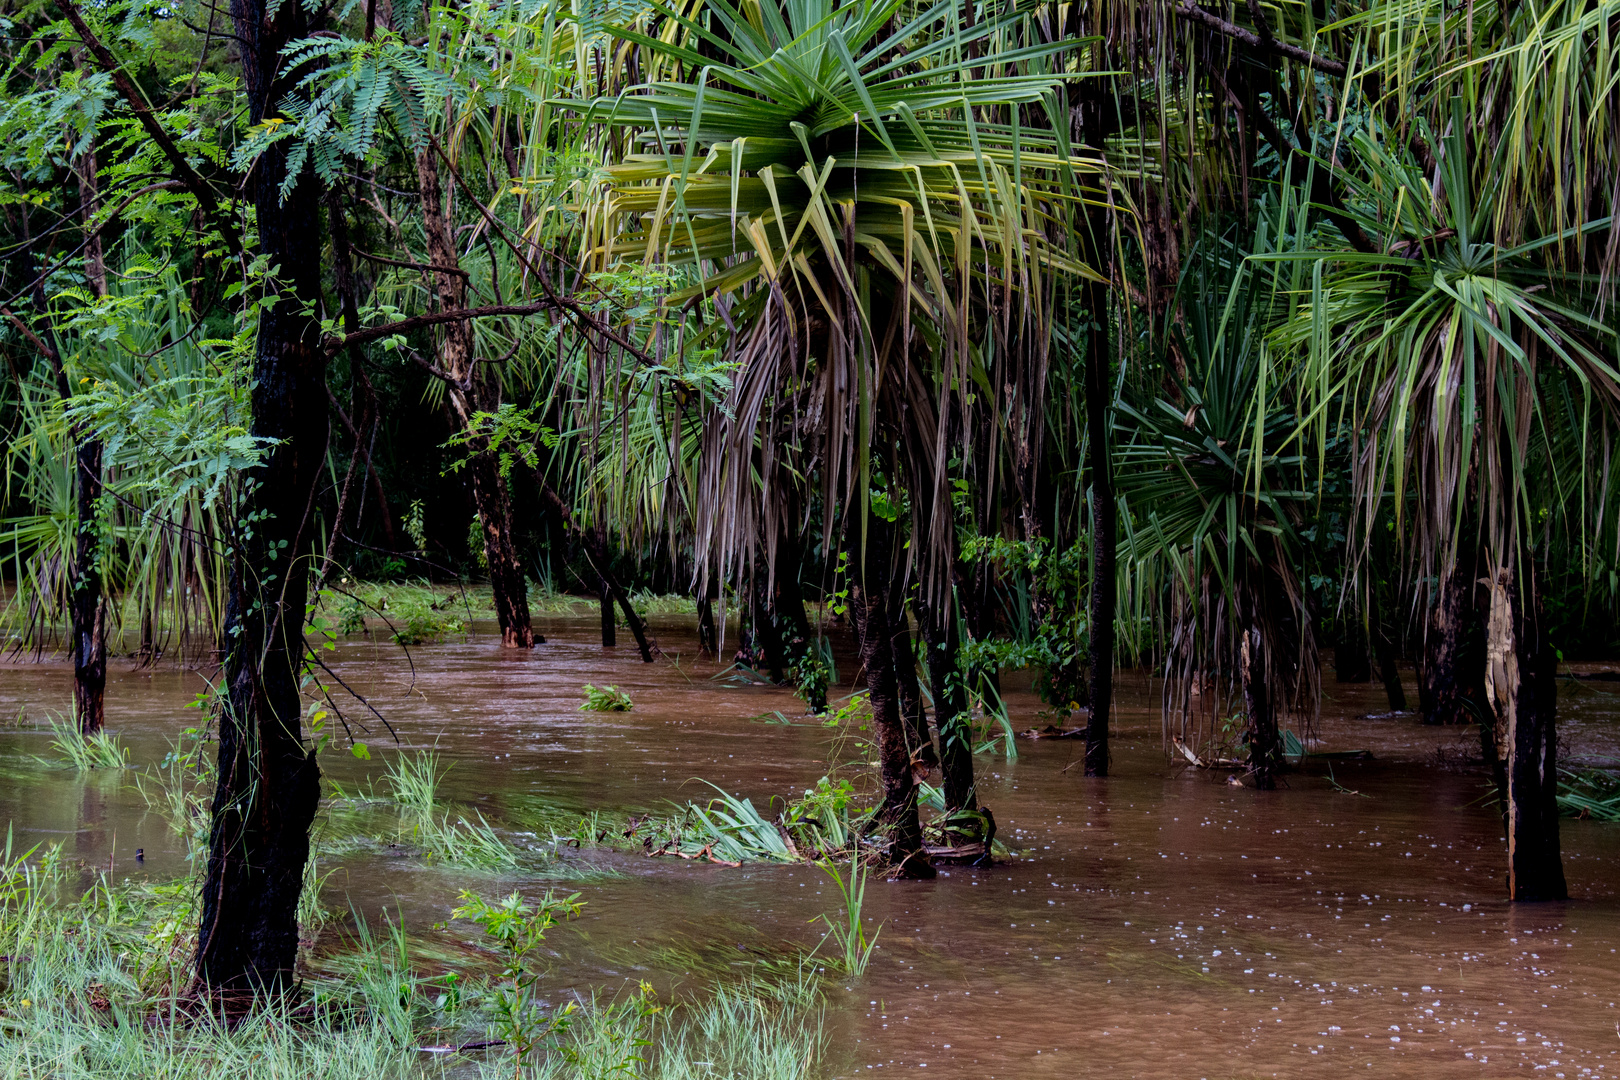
left=1367, top=579, right=1408, bottom=710
left=849, top=516, right=933, bottom=879
left=535, top=477, right=653, bottom=661
left=751, top=584, right=788, bottom=682
left=1422, top=557, right=1482, bottom=724
left=1334, top=599, right=1373, bottom=683
left=196, top=0, right=326, bottom=999
left=1240, top=622, right=1280, bottom=790
left=1083, top=276, right=1114, bottom=776
left=599, top=570, right=616, bottom=647
left=918, top=599, right=975, bottom=815
left=70, top=141, right=108, bottom=736
left=414, top=147, right=533, bottom=649
left=889, top=593, right=935, bottom=770
left=697, top=593, right=717, bottom=654
left=1483, top=559, right=1567, bottom=901
left=71, top=439, right=107, bottom=735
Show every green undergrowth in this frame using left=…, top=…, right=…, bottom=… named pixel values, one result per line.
left=1559, top=768, right=1620, bottom=821
left=0, top=838, right=825, bottom=1080
left=314, top=580, right=699, bottom=639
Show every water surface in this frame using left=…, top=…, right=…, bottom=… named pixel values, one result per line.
left=5, top=619, right=1620, bottom=1079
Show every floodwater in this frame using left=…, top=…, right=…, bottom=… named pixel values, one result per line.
left=6, top=617, right=1620, bottom=1079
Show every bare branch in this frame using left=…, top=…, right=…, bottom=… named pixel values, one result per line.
left=1174, top=1, right=1348, bottom=77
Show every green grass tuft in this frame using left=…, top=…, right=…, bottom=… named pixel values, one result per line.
left=45, top=716, right=129, bottom=770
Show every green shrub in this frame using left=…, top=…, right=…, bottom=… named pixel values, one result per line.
left=579, top=684, right=633, bottom=712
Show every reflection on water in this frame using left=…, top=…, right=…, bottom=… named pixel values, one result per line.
left=5, top=619, right=1620, bottom=1078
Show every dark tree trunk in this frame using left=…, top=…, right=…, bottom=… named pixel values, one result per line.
left=196, top=0, right=326, bottom=998
left=918, top=600, right=975, bottom=814
left=1421, top=555, right=1483, bottom=724
left=415, top=147, right=533, bottom=649
left=1366, top=580, right=1408, bottom=710
left=71, top=438, right=107, bottom=735
left=1083, top=275, right=1114, bottom=776
left=70, top=141, right=107, bottom=735
left=1334, top=602, right=1373, bottom=684
left=849, top=516, right=933, bottom=879
left=1483, top=559, right=1567, bottom=901
left=599, top=570, right=616, bottom=647
left=535, top=478, right=652, bottom=661
left=697, top=593, right=717, bottom=654
left=1240, top=621, right=1280, bottom=790
left=751, top=584, right=788, bottom=682
left=888, top=591, right=935, bottom=769
left=770, top=525, right=815, bottom=657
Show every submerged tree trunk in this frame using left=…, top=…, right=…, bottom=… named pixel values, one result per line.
left=196, top=0, right=326, bottom=998
left=1483, top=558, right=1567, bottom=901
left=69, top=141, right=108, bottom=735
left=697, top=593, right=717, bottom=654
left=1334, top=597, right=1373, bottom=684
left=1083, top=275, right=1114, bottom=776
left=599, top=574, right=616, bottom=647
left=918, top=599, right=975, bottom=815
left=1240, top=621, right=1280, bottom=790
left=414, top=147, right=533, bottom=649
left=1368, top=580, right=1408, bottom=711
left=70, top=439, right=107, bottom=734
left=751, top=584, right=788, bottom=682
left=888, top=578, right=935, bottom=770
left=850, top=516, right=933, bottom=879
left=535, top=477, right=653, bottom=661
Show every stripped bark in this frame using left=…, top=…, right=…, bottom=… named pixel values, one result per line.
left=1482, top=559, right=1567, bottom=901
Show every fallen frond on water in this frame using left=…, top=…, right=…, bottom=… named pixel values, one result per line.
left=642, top=779, right=875, bottom=865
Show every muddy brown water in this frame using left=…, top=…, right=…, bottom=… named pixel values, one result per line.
left=6, top=619, right=1620, bottom=1078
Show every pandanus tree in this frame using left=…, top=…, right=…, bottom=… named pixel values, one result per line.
left=1291, top=108, right=1619, bottom=899
left=1118, top=246, right=1319, bottom=789
left=572, top=0, right=1094, bottom=872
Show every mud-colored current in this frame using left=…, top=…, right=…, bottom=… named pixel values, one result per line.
left=5, top=617, right=1620, bottom=1078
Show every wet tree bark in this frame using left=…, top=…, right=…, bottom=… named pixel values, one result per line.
left=849, top=515, right=933, bottom=879
left=196, top=0, right=326, bottom=999
left=918, top=599, right=975, bottom=814
left=599, top=561, right=616, bottom=647
left=1240, top=621, right=1280, bottom=790
left=1422, top=557, right=1482, bottom=725
left=888, top=578, right=934, bottom=769
left=70, top=140, right=108, bottom=735
left=1368, top=580, right=1408, bottom=710
left=414, top=147, right=533, bottom=649
left=751, top=584, right=788, bottom=682
left=1483, top=559, right=1567, bottom=901
left=697, top=593, right=717, bottom=654
left=1083, top=274, right=1114, bottom=776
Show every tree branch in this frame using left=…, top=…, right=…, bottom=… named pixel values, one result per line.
left=1174, top=1, right=1347, bottom=77
left=1209, top=66, right=1376, bottom=254
left=325, top=301, right=558, bottom=353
